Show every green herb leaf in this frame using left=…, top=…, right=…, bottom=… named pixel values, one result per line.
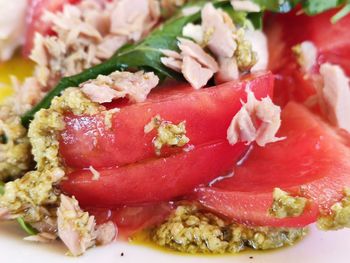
left=16, top=217, right=38, bottom=236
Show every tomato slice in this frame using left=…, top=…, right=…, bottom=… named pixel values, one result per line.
left=193, top=102, right=350, bottom=227
left=60, top=73, right=274, bottom=206
left=265, top=8, right=350, bottom=106
left=59, top=72, right=274, bottom=169
left=23, top=0, right=81, bottom=57
left=61, top=140, right=247, bottom=206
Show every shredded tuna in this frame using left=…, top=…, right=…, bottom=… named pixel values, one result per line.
left=96, top=221, right=118, bottom=245
left=201, top=3, right=237, bottom=58
left=178, top=37, right=219, bottom=72
left=162, top=3, right=258, bottom=86
left=81, top=84, right=120, bottom=104
left=161, top=57, right=183, bottom=72
left=227, top=91, right=284, bottom=147
left=182, top=23, right=204, bottom=44
left=182, top=56, right=216, bottom=89
left=96, top=35, right=128, bottom=59
left=215, top=57, right=239, bottom=84
left=110, top=0, right=160, bottom=41
left=319, top=63, right=350, bottom=133
left=161, top=38, right=218, bottom=89
left=0, top=1, right=27, bottom=61
left=57, top=195, right=97, bottom=257
left=230, top=0, right=261, bottom=12
left=182, top=6, right=201, bottom=16
left=0, top=208, right=10, bottom=220
left=81, top=71, right=159, bottom=103
left=11, top=76, right=44, bottom=115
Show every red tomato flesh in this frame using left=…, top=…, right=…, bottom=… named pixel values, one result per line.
left=59, top=72, right=274, bottom=168
left=61, top=140, right=246, bottom=206
left=193, top=102, right=350, bottom=228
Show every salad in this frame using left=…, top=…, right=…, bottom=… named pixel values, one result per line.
left=0, top=0, right=350, bottom=257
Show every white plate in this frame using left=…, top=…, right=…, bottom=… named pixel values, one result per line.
left=1, top=222, right=349, bottom=263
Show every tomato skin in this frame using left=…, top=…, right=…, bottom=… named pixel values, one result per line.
left=193, top=102, right=350, bottom=227
left=23, top=0, right=80, bottom=57
left=61, top=140, right=247, bottom=206
left=59, top=72, right=274, bottom=169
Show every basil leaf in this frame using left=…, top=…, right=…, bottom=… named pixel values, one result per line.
left=16, top=217, right=38, bottom=236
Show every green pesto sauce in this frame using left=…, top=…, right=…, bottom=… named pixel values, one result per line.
left=270, top=188, right=307, bottom=218
left=142, top=206, right=307, bottom=254
left=317, top=188, right=350, bottom=230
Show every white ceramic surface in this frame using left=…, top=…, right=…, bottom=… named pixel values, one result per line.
left=1, top=222, right=349, bottom=263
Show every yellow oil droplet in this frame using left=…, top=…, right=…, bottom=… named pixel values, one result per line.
left=0, top=55, right=34, bottom=102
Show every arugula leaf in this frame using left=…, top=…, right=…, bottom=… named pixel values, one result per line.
left=16, top=217, right=38, bottom=236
